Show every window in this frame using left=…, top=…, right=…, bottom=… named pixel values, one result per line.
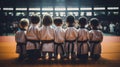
left=42, top=8, right=53, bottom=11
left=67, top=8, right=79, bottom=10
left=108, top=11, right=119, bottom=15
left=29, top=12, right=40, bottom=16
left=29, top=8, right=40, bottom=11
left=94, top=7, right=105, bottom=10
left=86, top=12, right=92, bottom=16
left=80, top=12, right=92, bottom=16
left=3, top=8, right=13, bottom=10
left=8, top=12, right=13, bottom=16
left=81, top=12, right=85, bottom=16
left=113, top=12, right=119, bottom=15
left=3, top=12, right=13, bottom=16
left=55, top=12, right=65, bottom=17
left=16, top=8, right=27, bottom=11
left=107, top=7, right=119, bottom=10
left=42, top=12, right=53, bottom=16
left=68, top=12, right=78, bottom=16
left=55, top=8, right=66, bottom=11
left=80, top=8, right=92, bottom=10
left=16, top=12, right=26, bottom=16
left=94, top=12, right=105, bottom=16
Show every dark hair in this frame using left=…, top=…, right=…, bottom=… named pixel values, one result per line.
left=78, top=16, right=88, bottom=26
left=54, top=17, right=62, bottom=26
left=90, top=18, right=100, bottom=27
left=30, top=14, right=40, bottom=24
left=19, top=18, right=29, bottom=29
left=66, top=15, right=75, bottom=25
left=42, top=15, right=52, bottom=26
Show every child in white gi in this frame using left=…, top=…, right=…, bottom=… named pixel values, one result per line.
left=39, top=15, right=55, bottom=60
left=77, top=17, right=89, bottom=61
left=65, top=15, right=78, bottom=59
left=89, top=18, right=103, bottom=60
left=26, top=14, right=41, bottom=60
left=54, top=17, right=65, bottom=59
left=15, top=18, right=29, bottom=61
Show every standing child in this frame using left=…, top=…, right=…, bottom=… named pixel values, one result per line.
left=77, top=17, right=89, bottom=61
left=54, top=17, right=65, bottom=59
left=39, top=15, right=55, bottom=60
left=89, top=18, right=103, bottom=60
left=26, top=14, right=41, bottom=60
left=15, top=18, right=29, bottom=61
left=65, top=15, right=78, bottom=59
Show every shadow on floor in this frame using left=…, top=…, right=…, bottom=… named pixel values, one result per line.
left=1, top=57, right=120, bottom=67
left=12, top=57, right=111, bottom=65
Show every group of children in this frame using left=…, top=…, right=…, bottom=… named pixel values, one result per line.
left=15, top=14, right=103, bottom=61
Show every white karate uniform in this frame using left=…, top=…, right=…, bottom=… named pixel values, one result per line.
left=15, top=30, right=26, bottom=54
left=89, top=30, right=103, bottom=54
left=39, top=26, right=55, bottom=52
left=54, top=26, right=65, bottom=54
left=77, top=28, right=89, bottom=54
left=65, top=27, right=78, bottom=54
left=26, top=24, right=40, bottom=50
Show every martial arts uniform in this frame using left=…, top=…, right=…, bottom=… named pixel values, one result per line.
left=54, top=26, right=65, bottom=59
left=89, top=30, right=103, bottom=60
left=39, top=26, right=55, bottom=59
left=15, top=29, right=27, bottom=60
left=77, top=28, right=89, bottom=59
left=65, top=27, right=78, bottom=59
left=26, top=24, right=40, bottom=60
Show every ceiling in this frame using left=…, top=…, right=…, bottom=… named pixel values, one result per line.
left=0, top=0, right=120, bottom=7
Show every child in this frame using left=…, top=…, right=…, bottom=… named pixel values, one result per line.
left=77, top=17, right=89, bottom=60
left=15, top=18, right=29, bottom=61
left=89, top=18, right=103, bottom=60
left=65, top=15, right=78, bottom=59
left=54, top=17, right=65, bottom=59
left=39, top=15, right=55, bottom=60
left=26, top=14, right=41, bottom=60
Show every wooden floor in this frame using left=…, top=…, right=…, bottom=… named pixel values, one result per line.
left=0, top=36, right=120, bottom=67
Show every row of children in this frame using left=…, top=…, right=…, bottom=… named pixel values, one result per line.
left=15, top=14, right=103, bottom=61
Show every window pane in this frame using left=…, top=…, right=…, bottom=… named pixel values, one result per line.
left=68, top=12, right=78, bottom=16
left=29, top=12, right=40, bottom=16
left=86, top=12, right=92, bottom=16
left=42, top=12, right=53, bottom=16
left=42, top=8, right=53, bottom=11
left=108, top=11, right=119, bottom=15
left=94, top=7, right=105, bottom=10
left=16, top=12, right=26, bottom=16
left=3, top=8, right=13, bottom=10
left=16, top=8, right=27, bottom=10
left=80, top=8, right=92, bottom=10
left=67, top=8, right=79, bottom=10
left=94, top=12, right=105, bottom=16
left=29, top=8, right=40, bottom=11
left=81, top=12, right=85, bottom=16
left=107, top=7, right=119, bottom=10
left=8, top=12, right=13, bottom=16
left=55, top=12, right=65, bottom=17
left=55, top=8, right=66, bottom=11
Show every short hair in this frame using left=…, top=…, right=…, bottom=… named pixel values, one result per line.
left=78, top=16, right=88, bottom=26
left=30, top=14, right=40, bottom=24
left=54, top=17, right=62, bottom=26
left=90, top=18, right=100, bottom=27
left=19, top=18, right=29, bottom=29
left=66, top=15, right=75, bottom=25
left=42, top=15, right=53, bottom=26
